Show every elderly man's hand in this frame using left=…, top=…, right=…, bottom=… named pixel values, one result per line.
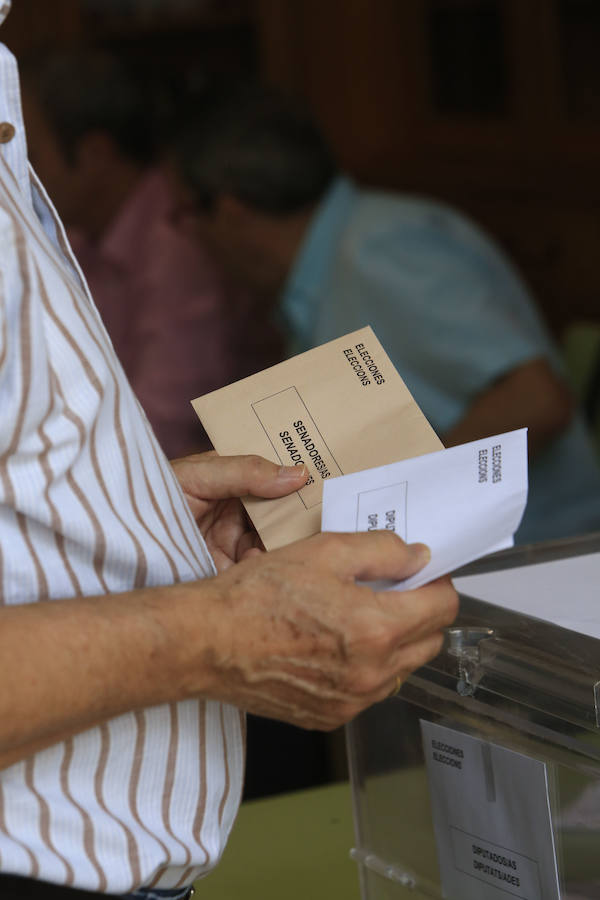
left=171, top=451, right=308, bottom=570
left=179, top=531, right=459, bottom=730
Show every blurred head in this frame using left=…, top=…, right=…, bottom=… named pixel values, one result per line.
left=170, top=81, right=337, bottom=294
left=21, top=49, right=155, bottom=231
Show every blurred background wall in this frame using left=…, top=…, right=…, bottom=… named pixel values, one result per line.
left=5, top=0, right=599, bottom=339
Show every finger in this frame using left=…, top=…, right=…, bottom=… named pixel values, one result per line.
left=372, top=632, right=446, bottom=705
left=392, top=629, right=446, bottom=676
left=294, top=531, right=432, bottom=583
left=239, top=546, right=264, bottom=561
left=170, top=449, right=218, bottom=465
left=382, top=578, right=459, bottom=644
left=236, top=529, right=266, bottom=560
left=176, top=454, right=309, bottom=501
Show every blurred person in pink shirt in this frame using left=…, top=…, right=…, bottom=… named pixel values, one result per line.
left=21, top=50, right=282, bottom=458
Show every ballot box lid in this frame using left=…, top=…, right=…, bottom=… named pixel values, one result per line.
left=415, top=532, right=600, bottom=732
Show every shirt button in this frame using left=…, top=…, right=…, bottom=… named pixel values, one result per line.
left=0, top=122, right=16, bottom=143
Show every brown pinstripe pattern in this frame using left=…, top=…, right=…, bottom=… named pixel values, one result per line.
left=36, top=270, right=150, bottom=590
left=24, top=756, right=75, bottom=885
left=50, top=373, right=109, bottom=594
left=191, top=702, right=209, bottom=861
left=0, top=782, right=40, bottom=878
left=94, top=722, right=141, bottom=886
left=128, top=711, right=172, bottom=866
left=59, top=738, right=108, bottom=893
left=175, top=864, right=198, bottom=890
left=0, top=234, right=46, bottom=602
left=139, top=464, right=183, bottom=584
left=0, top=271, right=7, bottom=372
left=38, top=391, right=83, bottom=596
left=217, top=705, right=230, bottom=828
left=0, top=62, right=244, bottom=889
left=158, top=704, right=192, bottom=870
left=145, top=436, right=214, bottom=577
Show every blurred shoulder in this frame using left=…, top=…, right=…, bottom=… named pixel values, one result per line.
left=350, top=185, right=493, bottom=248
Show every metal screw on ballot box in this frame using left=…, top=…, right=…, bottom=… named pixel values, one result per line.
left=447, top=627, right=495, bottom=697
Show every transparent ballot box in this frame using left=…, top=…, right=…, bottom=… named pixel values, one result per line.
left=346, top=534, right=600, bottom=900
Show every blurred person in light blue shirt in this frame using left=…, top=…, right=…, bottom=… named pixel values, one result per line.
left=171, top=81, right=600, bottom=545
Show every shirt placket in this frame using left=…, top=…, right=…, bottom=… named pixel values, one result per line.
left=0, top=41, right=33, bottom=206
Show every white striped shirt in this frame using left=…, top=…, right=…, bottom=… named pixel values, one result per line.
left=0, top=23, right=244, bottom=894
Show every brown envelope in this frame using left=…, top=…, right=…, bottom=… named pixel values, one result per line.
left=191, top=326, right=442, bottom=550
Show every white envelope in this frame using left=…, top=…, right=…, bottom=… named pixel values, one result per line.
left=321, top=428, right=529, bottom=590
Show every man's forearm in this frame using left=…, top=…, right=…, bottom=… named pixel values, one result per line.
left=443, top=358, right=574, bottom=456
left=0, top=580, right=217, bottom=769
left=0, top=532, right=458, bottom=770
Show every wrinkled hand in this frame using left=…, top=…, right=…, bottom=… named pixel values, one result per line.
left=171, top=451, right=308, bottom=570
left=190, top=531, right=459, bottom=730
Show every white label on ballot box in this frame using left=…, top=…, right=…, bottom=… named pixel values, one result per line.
left=420, top=721, right=560, bottom=900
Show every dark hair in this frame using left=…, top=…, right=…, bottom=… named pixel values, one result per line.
left=172, top=81, right=337, bottom=216
left=20, top=49, right=155, bottom=165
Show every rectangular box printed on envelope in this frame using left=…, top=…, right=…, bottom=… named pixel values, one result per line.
left=191, top=326, right=442, bottom=550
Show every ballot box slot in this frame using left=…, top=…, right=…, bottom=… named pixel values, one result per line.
left=429, top=623, right=600, bottom=730
left=419, top=633, right=600, bottom=733
left=419, top=588, right=600, bottom=732
left=476, top=636, right=600, bottom=729
left=455, top=591, right=600, bottom=676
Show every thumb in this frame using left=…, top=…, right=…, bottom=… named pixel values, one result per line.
left=175, top=453, right=309, bottom=500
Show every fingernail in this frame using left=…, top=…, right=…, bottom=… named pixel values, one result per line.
left=278, top=464, right=308, bottom=480
left=408, top=542, right=431, bottom=566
